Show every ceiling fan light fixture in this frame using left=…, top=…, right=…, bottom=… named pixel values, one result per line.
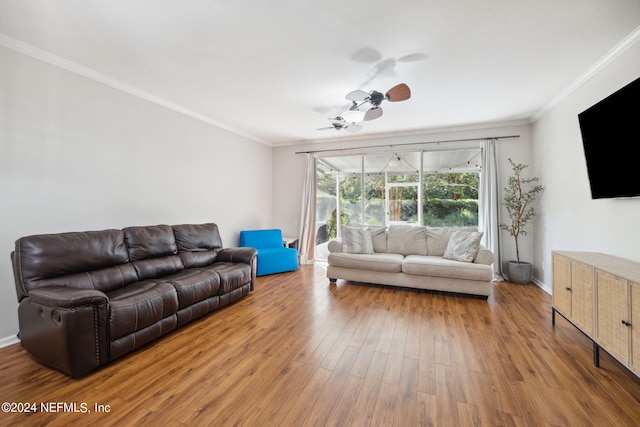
left=341, top=109, right=365, bottom=123
left=317, top=83, right=410, bottom=132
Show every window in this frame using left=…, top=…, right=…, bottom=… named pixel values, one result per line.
left=422, top=149, right=480, bottom=227
left=315, top=148, right=480, bottom=260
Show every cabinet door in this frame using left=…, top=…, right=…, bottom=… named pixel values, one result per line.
left=596, top=271, right=629, bottom=364
left=571, top=261, right=594, bottom=335
left=553, top=254, right=572, bottom=317
left=631, top=282, right=640, bottom=374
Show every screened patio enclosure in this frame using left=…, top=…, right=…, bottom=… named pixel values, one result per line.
left=315, top=147, right=482, bottom=260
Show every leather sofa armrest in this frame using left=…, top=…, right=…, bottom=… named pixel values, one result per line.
left=473, top=245, right=495, bottom=265
left=218, top=247, right=258, bottom=265
left=18, top=286, right=110, bottom=377
left=327, top=238, right=343, bottom=253
left=28, top=286, right=108, bottom=308
left=218, top=247, right=258, bottom=292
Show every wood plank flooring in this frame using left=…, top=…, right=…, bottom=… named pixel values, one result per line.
left=1, top=264, right=640, bottom=426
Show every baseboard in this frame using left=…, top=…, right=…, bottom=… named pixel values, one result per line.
left=0, top=334, right=20, bottom=349
left=533, top=278, right=551, bottom=295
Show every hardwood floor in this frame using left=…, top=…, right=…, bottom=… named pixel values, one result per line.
left=1, top=264, right=640, bottom=426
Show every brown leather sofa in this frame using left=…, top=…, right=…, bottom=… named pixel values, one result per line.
left=11, top=223, right=257, bottom=377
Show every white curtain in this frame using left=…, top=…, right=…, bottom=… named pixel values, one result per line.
left=298, top=153, right=317, bottom=264
left=479, top=139, right=504, bottom=281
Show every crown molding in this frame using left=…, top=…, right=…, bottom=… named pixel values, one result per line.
left=278, top=118, right=530, bottom=148
left=531, top=25, right=640, bottom=123
left=3, top=25, right=638, bottom=147
left=0, top=34, right=268, bottom=145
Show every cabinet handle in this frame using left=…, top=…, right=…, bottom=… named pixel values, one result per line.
left=621, top=320, right=631, bottom=327
left=565, top=287, right=572, bottom=291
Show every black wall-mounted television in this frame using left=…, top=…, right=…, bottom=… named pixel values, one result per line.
left=578, top=76, right=640, bottom=199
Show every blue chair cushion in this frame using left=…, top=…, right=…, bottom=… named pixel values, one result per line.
left=239, top=229, right=283, bottom=249
left=255, top=247, right=299, bottom=276
left=239, top=229, right=299, bottom=276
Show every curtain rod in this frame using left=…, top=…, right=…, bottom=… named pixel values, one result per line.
left=295, top=135, right=519, bottom=155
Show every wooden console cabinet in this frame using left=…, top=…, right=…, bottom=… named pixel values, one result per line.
left=552, top=251, right=640, bottom=378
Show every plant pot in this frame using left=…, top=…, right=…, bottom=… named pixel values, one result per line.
left=506, top=261, right=532, bottom=284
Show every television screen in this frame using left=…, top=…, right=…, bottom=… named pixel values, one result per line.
left=578, top=76, right=640, bottom=199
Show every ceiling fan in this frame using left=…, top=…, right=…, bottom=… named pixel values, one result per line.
left=343, top=83, right=411, bottom=122
left=317, top=116, right=363, bottom=133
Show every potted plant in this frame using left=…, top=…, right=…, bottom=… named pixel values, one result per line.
left=500, top=158, right=544, bottom=284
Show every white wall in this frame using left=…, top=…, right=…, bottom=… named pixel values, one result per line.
left=0, top=46, right=273, bottom=342
left=532, top=40, right=640, bottom=292
left=272, top=122, right=534, bottom=269
left=8, top=32, right=635, bottom=346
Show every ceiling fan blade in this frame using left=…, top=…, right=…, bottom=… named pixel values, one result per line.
left=346, top=90, right=369, bottom=102
left=364, top=107, right=383, bottom=121
left=317, top=126, right=336, bottom=131
left=386, top=83, right=411, bottom=102
left=345, top=125, right=362, bottom=133
left=357, top=101, right=372, bottom=112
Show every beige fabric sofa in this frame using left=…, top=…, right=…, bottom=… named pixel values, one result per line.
left=327, top=225, right=494, bottom=298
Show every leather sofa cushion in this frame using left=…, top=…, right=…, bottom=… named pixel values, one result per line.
left=124, top=225, right=185, bottom=280
left=327, top=252, right=403, bottom=273
left=108, top=280, right=179, bottom=340
left=173, top=223, right=223, bottom=251
left=110, top=316, right=177, bottom=362
left=131, top=255, right=184, bottom=281
left=204, top=263, right=252, bottom=294
left=165, top=269, right=221, bottom=309
left=14, top=229, right=130, bottom=299
left=124, top=225, right=177, bottom=261
left=402, top=255, right=492, bottom=281
left=173, top=223, right=222, bottom=268
left=28, top=263, right=139, bottom=294
left=179, top=251, right=218, bottom=268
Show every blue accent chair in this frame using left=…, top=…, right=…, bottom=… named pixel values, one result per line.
left=239, top=229, right=299, bottom=276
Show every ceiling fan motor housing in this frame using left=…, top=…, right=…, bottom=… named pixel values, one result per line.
left=368, top=91, right=385, bottom=107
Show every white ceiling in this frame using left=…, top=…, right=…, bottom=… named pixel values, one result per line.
left=1, top=1, right=639, bottom=146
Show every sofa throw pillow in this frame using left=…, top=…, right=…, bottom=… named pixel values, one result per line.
left=369, top=226, right=387, bottom=253
left=346, top=224, right=387, bottom=253
left=443, top=230, right=484, bottom=263
left=427, top=226, right=477, bottom=256
left=341, top=226, right=374, bottom=254
left=387, top=225, right=427, bottom=256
